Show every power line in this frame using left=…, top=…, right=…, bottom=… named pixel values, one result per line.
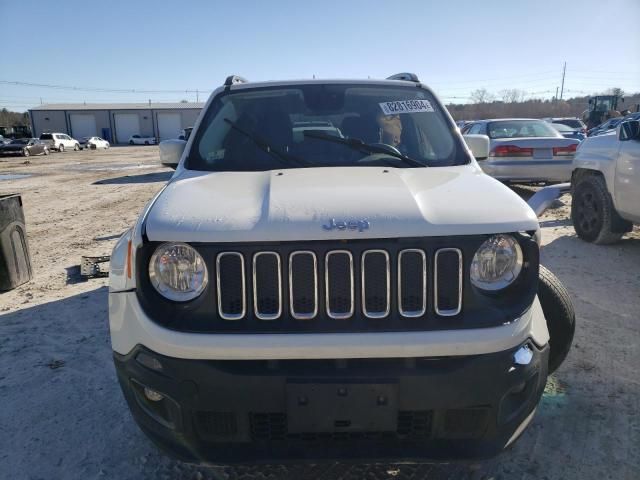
left=0, top=80, right=212, bottom=94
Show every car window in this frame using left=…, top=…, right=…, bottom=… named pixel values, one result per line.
left=40, top=133, right=53, bottom=140
left=188, top=84, right=468, bottom=171
left=468, top=123, right=483, bottom=135
left=555, top=119, right=583, bottom=129
left=487, top=120, right=561, bottom=139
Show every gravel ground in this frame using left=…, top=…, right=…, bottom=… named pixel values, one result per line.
left=0, top=147, right=639, bottom=480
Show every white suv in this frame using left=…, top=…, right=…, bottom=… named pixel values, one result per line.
left=39, top=133, right=80, bottom=152
left=109, top=74, right=575, bottom=464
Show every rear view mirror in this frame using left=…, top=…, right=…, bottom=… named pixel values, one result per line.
left=619, top=120, right=640, bottom=141
left=159, top=139, right=186, bottom=169
left=463, top=134, right=490, bottom=160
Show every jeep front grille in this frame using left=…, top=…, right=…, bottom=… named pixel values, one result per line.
left=214, top=248, right=462, bottom=322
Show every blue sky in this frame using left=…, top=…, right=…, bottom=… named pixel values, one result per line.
left=1, top=0, right=639, bottom=111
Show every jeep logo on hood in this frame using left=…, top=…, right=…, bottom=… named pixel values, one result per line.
left=322, top=218, right=370, bottom=232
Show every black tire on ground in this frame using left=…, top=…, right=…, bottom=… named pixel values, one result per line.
left=59, top=144, right=65, bottom=152
left=571, top=174, right=630, bottom=244
left=74, top=143, right=79, bottom=151
left=23, top=148, right=30, bottom=157
left=129, top=140, right=134, bottom=145
left=538, top=265, right=575, bottom=374
left=44, top=148, right=49, bottom=155
left=144, top=141, right=149, bottom=145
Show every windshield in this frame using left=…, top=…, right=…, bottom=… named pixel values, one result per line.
left=186, top=84, right=468, bottom=171
left=487, top=120, right=561, bottom=139
left=10, top=139, right=28, bottom=144
left=551, top=123, right=573, bottom=132
left=554, top=119, right=583, bottom=129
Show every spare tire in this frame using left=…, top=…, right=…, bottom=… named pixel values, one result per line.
left=538, top=265, right=575, bottom=373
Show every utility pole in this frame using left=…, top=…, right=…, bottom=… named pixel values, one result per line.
left=555, top=87, right=559, bottom=102
left=196, top=89, right=199, bottom=102
left=559, top=62, right=566, bottom=101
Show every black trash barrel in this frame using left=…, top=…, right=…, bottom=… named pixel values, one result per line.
left=0, top=193, right=32, bottom=291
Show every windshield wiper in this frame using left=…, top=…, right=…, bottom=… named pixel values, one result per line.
left=303, top=131, right=426, bottom=168
left=223, top=118, right=312, bottom=168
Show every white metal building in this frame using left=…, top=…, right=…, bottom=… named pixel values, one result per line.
left=29, top=102, right=204, bottom=144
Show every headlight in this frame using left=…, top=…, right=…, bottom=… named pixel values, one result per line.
left=149, top=242, right=208, bottom=301
left=470, top=234, right=523, bottom=291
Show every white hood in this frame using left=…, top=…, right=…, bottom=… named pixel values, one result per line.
left=144, top=166, right=538, bottom=242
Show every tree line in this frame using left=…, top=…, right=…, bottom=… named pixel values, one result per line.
left=448, top=88, right=640, bottom=121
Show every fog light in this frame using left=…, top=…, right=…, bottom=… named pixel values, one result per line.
left=514, top=345, right=533, bottom=366
left=144, top=387, right=164, bottom=402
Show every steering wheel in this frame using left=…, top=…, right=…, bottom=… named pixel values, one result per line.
left=356, top=143, right=402, bottom=164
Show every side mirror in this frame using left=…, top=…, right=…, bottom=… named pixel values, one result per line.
left=619, top=120, right=640, bottom=141
left=159, top=139, right=186, bottom=169
left=463, top=134, right=490, bottom=160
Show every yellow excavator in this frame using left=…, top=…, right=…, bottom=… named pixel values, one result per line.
left=582, top=94, right=624, bottom=129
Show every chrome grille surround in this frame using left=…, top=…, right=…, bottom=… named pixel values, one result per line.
left=434, top=248, right=463, bottom=317
left=361, top=249, right=391, bottom=319
left=324, top=250, right=355, bottom=319
left=397, top=249, right=427, bottom=318
left=216, top=252, right=246, bottom=320
left=252, top=251, right=282, bottom=320
left=288, top=251, right=318, bottom=320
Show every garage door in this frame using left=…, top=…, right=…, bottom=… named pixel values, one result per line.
left=114, top=113, right=141, bottom=144
left=157, top=112, right=182, bottom=141
left=70, top=114, right=97, bottom=139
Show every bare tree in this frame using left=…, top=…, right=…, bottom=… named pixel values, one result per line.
left=469, top=88, right=494, bottom=104
left=498, top=89, right=527, bottom=103
left=606, top=87, right=625, bottom=98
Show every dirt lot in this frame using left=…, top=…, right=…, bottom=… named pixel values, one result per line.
left=1, top=147, right=639, bottom=480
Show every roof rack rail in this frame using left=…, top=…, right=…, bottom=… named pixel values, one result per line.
left=386, top=72, right=420, bottom=82
left=224, top=75, right=249, bottom=87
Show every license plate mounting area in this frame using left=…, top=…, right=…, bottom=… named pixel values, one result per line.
left=286, top=382, right=398, bottom=434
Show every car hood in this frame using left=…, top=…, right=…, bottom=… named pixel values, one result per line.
left=144, top=166, right=539, bottom=243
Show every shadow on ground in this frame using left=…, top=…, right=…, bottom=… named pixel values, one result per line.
left=93, top=171, right=172, bottom=185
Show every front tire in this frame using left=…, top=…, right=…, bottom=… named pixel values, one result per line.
left=571, top=174, right=629, bottom=244
left=129, top=140, right=134, bottom=145
left=23, top=148, right=30, bottom=157
left=44, top=147, right=49, bottom=155
left=74, top=143, right=79, bottom=151
left=538, top=265, right=575, bottom=374
left=59, top=144, right=65, bottom=152
left=144, top=141, right=149, bottom=145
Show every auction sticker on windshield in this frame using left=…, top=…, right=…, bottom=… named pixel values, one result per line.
left=379, top=99, right=434, bottom=115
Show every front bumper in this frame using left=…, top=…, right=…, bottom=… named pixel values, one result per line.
left=114, top=342, right=548, bottom=464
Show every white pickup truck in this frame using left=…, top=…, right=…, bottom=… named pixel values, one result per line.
left=109, top=73, right=575, bottom=464
left=571, top=120, right=640, bottom=243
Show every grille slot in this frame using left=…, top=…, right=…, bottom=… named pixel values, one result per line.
left=361, top=250, right=390, bottom=318
left=325, top=250, right=354, bottom=319
left=289, top=251, right=318, bottom=320
left=434, top=248, right=463, bottom=316
left=249, top=411, right=432, bottom=441
left=216, top=252, right=246, bottom=320
left=253, top=252, right=282, bottom=320
left=398, top=249, right=427, bottom=317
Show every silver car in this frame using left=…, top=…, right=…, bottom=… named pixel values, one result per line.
left=464, top=119, right=580, bottom=183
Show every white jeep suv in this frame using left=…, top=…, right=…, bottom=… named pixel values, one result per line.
left=38, top=132, right=80, bottom=152
left=109, top=74, right=575, bottom=464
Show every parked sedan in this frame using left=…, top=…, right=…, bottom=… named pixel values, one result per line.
left=128, top=134, right=157, bottom=145
left=551, top=122, right=586, bottom=141
left=80, top=136, right=110, bottom=150
left=0, top=138, right=50, bottom=157
left=464, top=118, right=579, bottom=183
